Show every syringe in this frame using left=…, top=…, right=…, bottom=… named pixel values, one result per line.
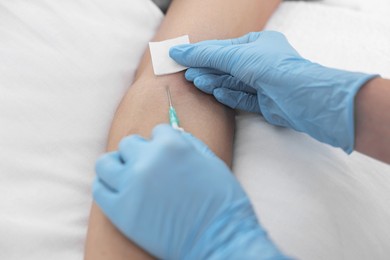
left=166, top=86, right=184, bottom=131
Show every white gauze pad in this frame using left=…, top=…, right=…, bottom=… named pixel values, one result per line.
left=149, top=35, right=190, bottom=76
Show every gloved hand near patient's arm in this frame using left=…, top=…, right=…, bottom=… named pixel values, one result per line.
left=169, top=31, right=378, bottom=153
left=93, top=124, right=289, bottom=260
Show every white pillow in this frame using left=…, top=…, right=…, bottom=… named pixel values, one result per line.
left=0, top=1, right=162, bottom=259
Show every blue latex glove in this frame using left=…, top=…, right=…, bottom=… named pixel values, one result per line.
left=169, top=31, right=377, bottom=153
left=93, top=124, right=289, bottom=260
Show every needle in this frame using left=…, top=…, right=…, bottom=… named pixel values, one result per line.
left=165, top=86, right=183, bottom=131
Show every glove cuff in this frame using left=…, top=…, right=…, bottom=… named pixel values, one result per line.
left=260, top=61, right=378, bottom=153
left=304, top=66, right=378, bottom=154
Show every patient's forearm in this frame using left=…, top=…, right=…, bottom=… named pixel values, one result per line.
left=355, top=78, right=390, bottom=163
left=84, top=0, right=281, bottom=259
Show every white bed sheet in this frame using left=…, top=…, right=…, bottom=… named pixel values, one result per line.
left=0, top=0, right=389, bottom=259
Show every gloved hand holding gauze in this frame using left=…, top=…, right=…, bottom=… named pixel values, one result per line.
left=169, top=31, right=378, bottom=153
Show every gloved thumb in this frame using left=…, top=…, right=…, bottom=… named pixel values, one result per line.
left=170, top=32, right=262, bottom=73
left=170, top=43, right=231, bottom=72
left=213, top=88, right=261, bottom=114
left=180, top=132, right=217, bottom=159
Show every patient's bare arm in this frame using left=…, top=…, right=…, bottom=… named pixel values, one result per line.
left=355, top=78, right=390, bottom=164
left=84, top=0, right=281, bottom=259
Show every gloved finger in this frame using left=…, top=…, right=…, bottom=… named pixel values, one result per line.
left=95, top=151, right=125, bottom=191
left=223, top=78, right=256, bottom=94
left=170, top=31, right=262, bottom=66
left=228, top=31, right=262, bottom=45
left=192, top=74, right=223, bottom=94
left=151, top=124, right=191, bottom=154
left=213, top=88, right=261, bottom=114
left=93, top=178, right=117, bottom=216
left=192, top=74, right=254, bottom=95
left=185, top=39, right=234, bottom=47
left=259, top=31, right=301, bottom=56
left=185, top=67, right=223, bottom=82
left=211, top=74, right=257, bottom=94
left=169, top=31, right=277, bottom=69
left=170, top=44, right=234, bottom=72
left=174, top=31, right=261, bottom=51
left=180, top=132, right=217, bottom=159
left=194, top=33, right=262, bottom=46
left=119, top=135, right=147, bottom=163
left=258, top=93, right=291, bottom=128
left=151, top=124, right=181, bottom=141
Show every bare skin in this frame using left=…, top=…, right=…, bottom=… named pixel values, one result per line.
left=355, top=77, right=390, bottom=164
left=84, top=0, right=281, bottom=259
